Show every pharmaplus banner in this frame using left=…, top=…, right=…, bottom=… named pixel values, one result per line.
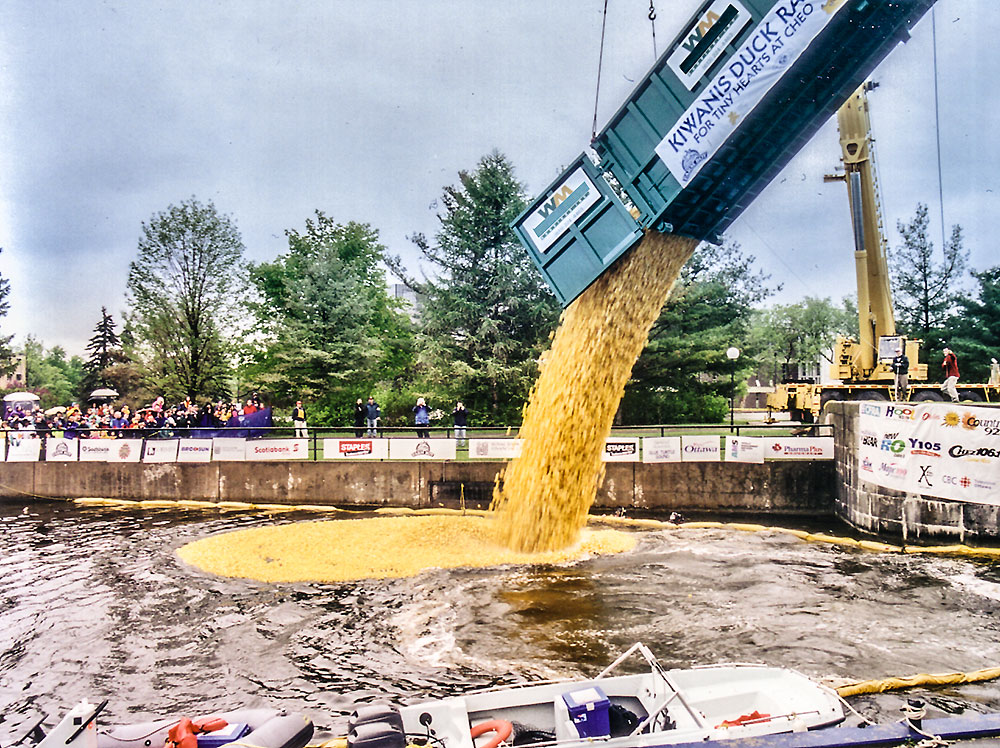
left=656, top=0, right=847, bottom=187
left=765, top=437, right=833, bottom=459
left=857, top=402, right=1000, bottom=505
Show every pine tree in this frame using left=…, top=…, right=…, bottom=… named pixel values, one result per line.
left=84, top=307, right=122, bottom=377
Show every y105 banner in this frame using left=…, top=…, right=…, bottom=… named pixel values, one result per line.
left=858, top=402, right=1000, bottom=505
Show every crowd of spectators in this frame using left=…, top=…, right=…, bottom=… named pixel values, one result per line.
left=1, top=394, right=268, bottom=440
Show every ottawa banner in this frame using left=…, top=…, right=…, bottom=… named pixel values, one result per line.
left=143, top=440, right=179, bottom=463
left=681, top=434, right=721, bottom=462
left=603, top=437, right=640, bottom=462
left=726, top=436, right=764, bottom=463
left=245, top=439, right=309, bottom=460
left=642, top=436, right=682, bottom=463
left=322, top=438, right=390, bottom=460
left=468, top=439, right=522, bottom=459
left=857, top=402, right=1000, bottom=505
left=388, top=438, right=457, bottom=461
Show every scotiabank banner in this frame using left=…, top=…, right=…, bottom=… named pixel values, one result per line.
left=322, top=438, right=389, bottom=460
left=246, top=438, right=308, bottom=460
left=857, top=402, right=1000, bottom=505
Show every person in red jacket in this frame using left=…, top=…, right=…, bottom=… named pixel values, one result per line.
left=940, top=347, right=960, bottom=403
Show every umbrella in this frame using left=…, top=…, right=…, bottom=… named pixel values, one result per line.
left=44, top=406, right=67, bottom=416
left=3, top=392, right=39, bottom=402
left=88, top=388, right=120, bottom=401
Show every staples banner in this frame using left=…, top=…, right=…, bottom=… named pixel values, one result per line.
left=246, top=439, right=308, bottom=460
left=603, top=437, right=640, bottom=462
left=857, top=402, right=1000, bottom=505
left=765, top=437, right=833, bottom=460
left=46, top=438, right=79, bottom=461
left=726, top=436, right=764, bottom=464
left=143, top=440, right=179, bottom=463
left=642, top=437, right=681, bottom=463
left=323, top=438, right=390, bottom=460
left=178, top=439, right=213, bottom=463
left=212, top=438, right=247, bottom=461
left=388, top=439, right=457, bottom=461
left=6, top=436, right=41, bottom=462
left=468, top=439, right=522, bottom=459
left=681, top=435, right=721, bottom=462
left=79, top=439, right=142, bottom=463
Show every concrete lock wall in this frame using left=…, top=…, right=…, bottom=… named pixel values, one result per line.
left=0, top=457, right=835, bottom=515
left=828, top=401, right=1000, bottom=542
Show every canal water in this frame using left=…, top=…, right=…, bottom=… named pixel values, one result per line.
left=3, top=501, right=1000, bottom=739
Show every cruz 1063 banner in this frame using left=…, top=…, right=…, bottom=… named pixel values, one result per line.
left=857, top=402, right=1000, bottom=505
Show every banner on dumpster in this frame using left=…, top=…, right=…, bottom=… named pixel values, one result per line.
left=322, top=438, right=390, bottom=460
left=857, top=402, right=1000, bottom=505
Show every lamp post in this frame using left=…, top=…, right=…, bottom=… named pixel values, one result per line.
left=726, top=347, right=741, bottom=432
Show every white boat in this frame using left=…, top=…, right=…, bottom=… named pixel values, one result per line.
left=347, top=643, right=845, bottom=748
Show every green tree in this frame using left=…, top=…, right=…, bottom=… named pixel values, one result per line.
left=0, top=248, right=16, bottom=376
left=126, top=198, right=246, bottom=401
left=247, top=212, right=413, bottom=422
left=22, top=336, right=85, bottom=408
left=622, top=241, right=773, bottom=424
left=82, top=306, right=123, bottom=392
left=949, top=266, right=1000, bottom=383
left=890, top=203, right=968, bottom=355
left=387, top=151, right=561, bottom=423
left=748, top=296, right=856, bottom=384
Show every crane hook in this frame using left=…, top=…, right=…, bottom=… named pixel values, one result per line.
left=648, top=1, right=657, bottom=21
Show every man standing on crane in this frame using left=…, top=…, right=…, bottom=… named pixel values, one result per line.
left=940, top=347, right=960, bottom=403
left=891, top=345, right=909, bottom=401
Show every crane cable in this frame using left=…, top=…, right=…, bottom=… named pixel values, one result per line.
left=592, top=0, right=610, bottom=141
left=649, top=0, right=658, bottom=58
left=931, top=7, right=947, bottom=252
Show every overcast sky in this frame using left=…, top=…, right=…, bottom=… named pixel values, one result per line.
left=1, top=1, right=996, bottom=356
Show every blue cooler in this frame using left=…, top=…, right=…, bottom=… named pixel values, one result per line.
left=198, top=723, right=251, bottom=748
left=562, top=686, right=611, bottom=738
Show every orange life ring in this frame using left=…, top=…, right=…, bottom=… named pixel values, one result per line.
left=470, top=719, right=513, bottom=748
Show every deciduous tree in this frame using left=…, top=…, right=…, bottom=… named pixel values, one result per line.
left=126, top=198, right=246, bottom=401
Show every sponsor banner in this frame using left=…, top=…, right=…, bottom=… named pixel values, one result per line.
left=143, top=440, right=179, bottom=463
left=858, top=403, right=1000, bottom=505
left=656, top=0, right=848, bottom=187
left=667, top=0, right=754, bottom=91
left=681, top=434, right=721, bottom=462
left=322, top=438, right=390, bottom=460
left=212, top=438, right=247, bottom=462
left=79, top=439, right=142, bottom=463
left=765, top=437, right=833, bottom=460
left=246, top=439, right=309, bottom=460
left=388, top=439, right=458, bottom=461
left=726, top=436, right=764, bottom=463
left=178, top=439, right=213, bottom=463
left=521, top=167, right=602, bottom=254
left=45, top=438, right=79, bottom=462
left=6, top=436, right=41, bottom=462
left=468, top=438, right=522, bottom=460
left=642, top=436, right=682, bottom=463
left=603, top=437, right=641, bottom=462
